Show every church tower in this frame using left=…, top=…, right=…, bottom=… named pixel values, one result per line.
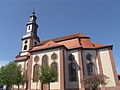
left=20, top=11, right=40, bottom=56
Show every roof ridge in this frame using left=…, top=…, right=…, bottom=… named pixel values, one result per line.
left=39, top=33, right=88, bottom=45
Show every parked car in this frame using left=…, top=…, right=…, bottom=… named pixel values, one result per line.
left=0, top=85, right=11, bottom=90
left=0, top=85, right=3, bottom=90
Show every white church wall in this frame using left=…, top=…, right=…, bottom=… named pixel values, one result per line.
left=20, top=52, right=28, bottom=56
left=31, top=48, right=61, bottom=90
left=82, top=50, right=99, bottom=75
left=17, top=61, right=27, bottom=73
left=65, top=50, right=81, bottom=89
left=17, top=61, right=24, bottom=68
left=96, top=52, right=100, bottom=74
left=99, top=48, right=116, bottom=87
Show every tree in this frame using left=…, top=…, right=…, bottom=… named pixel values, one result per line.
left=0, top=62, right=27, bottom=90
left=39, top=65, right=58, bottom=90
left=21, top=72, right=28, bottom=90
left=81, top=74, right=109, bottom=90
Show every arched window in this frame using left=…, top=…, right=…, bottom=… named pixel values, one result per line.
left=34, top=42, right=37, bottom=46
left=51, top=62, right=58, bottom=81
left=51, top=62, right=58, bottom=73
left=28, top=26, right=30, bottom=30
left=33, top=64, right=40, bottom=82
left=86, top=53, right=94, bottom=75
left=25, top=40, right=28, bottom=44
left=42, top=55, right=48, bottom=66
left=69, top=63, right=77, bottom=81
left=86, top=53, right=92, bottom=61
left=24, top=45, right=27, bottom=50
left=68, top=54, right=75, bottom=61
left=87, top=62, right=94, bottom=75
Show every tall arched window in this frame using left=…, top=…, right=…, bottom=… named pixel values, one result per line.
left=51, top=62, right=58, bottom=73
left=42, top=55, right=48, bottom=66
left=33, top=64, right=40, bottom=82
left=68, top=54, right=75, bottom=61
left=69, top=63, right=77, bottom=81
left=24, top=40, right=28, bottom=44
left=86, top=53, right=92, bottom=61
left=51, top=62, right=58, bottom=81
left=87, top=62, right=94, bottom=75
left=28, top=26, right=30, bottom=30
left=86, top=53, right=94, bottom=75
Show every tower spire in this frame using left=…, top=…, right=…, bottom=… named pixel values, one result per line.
left=22, top=11, right=39, bottom=41
left=32, top=10, right=35, bottom=15
left=21, top=11, right=40, bottom=54
left=28, top=10, right=37, bottom=23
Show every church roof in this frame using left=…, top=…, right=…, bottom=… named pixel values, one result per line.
left=31, top=33, right=112, bottom=52
left=39, top=33, right=88, bottom=45
left=31, top=41, right=64, bottom=51
left=92, top=42, right=112, bottom=48
left=15, top=55, right=28, bottom=61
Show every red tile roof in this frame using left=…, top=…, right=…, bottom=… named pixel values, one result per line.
left=31, top=33, right=112, bottom=52
left=58, top=38, right=81, bottom=49
left=39, top=33, right=88, bottom=45
left=80, top=38, right=94, bottom=48
left=92, top=42, right=112, bottom=48
left=31, top=41, right=64, bottom=51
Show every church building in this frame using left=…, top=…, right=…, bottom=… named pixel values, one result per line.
left=14, top=12, right=120, bottom=90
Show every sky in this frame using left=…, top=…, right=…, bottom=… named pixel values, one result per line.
left=0, top=0, right=120, bottom=73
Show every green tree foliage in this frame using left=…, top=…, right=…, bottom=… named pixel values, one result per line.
left=81, top=74, right=109, bottom=90
left=0, top=62, right=27, bottom=90
left=39, top=65, right=58, bottom=90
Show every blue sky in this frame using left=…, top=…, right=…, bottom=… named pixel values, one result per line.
left=0, top=0, right=120, bottom=73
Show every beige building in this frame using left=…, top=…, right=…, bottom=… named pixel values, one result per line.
left=14, top=12, right=120, bottom=90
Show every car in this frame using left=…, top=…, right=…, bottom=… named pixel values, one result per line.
left=0, top=85, right=3, bottom=90
left=0, top=85, right=11, bottom=90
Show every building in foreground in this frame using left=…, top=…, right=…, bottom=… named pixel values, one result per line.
left=14, top=12, right=120, bottom=90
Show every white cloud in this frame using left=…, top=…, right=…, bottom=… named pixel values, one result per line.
left=0, top=61, right=9, bottom=67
